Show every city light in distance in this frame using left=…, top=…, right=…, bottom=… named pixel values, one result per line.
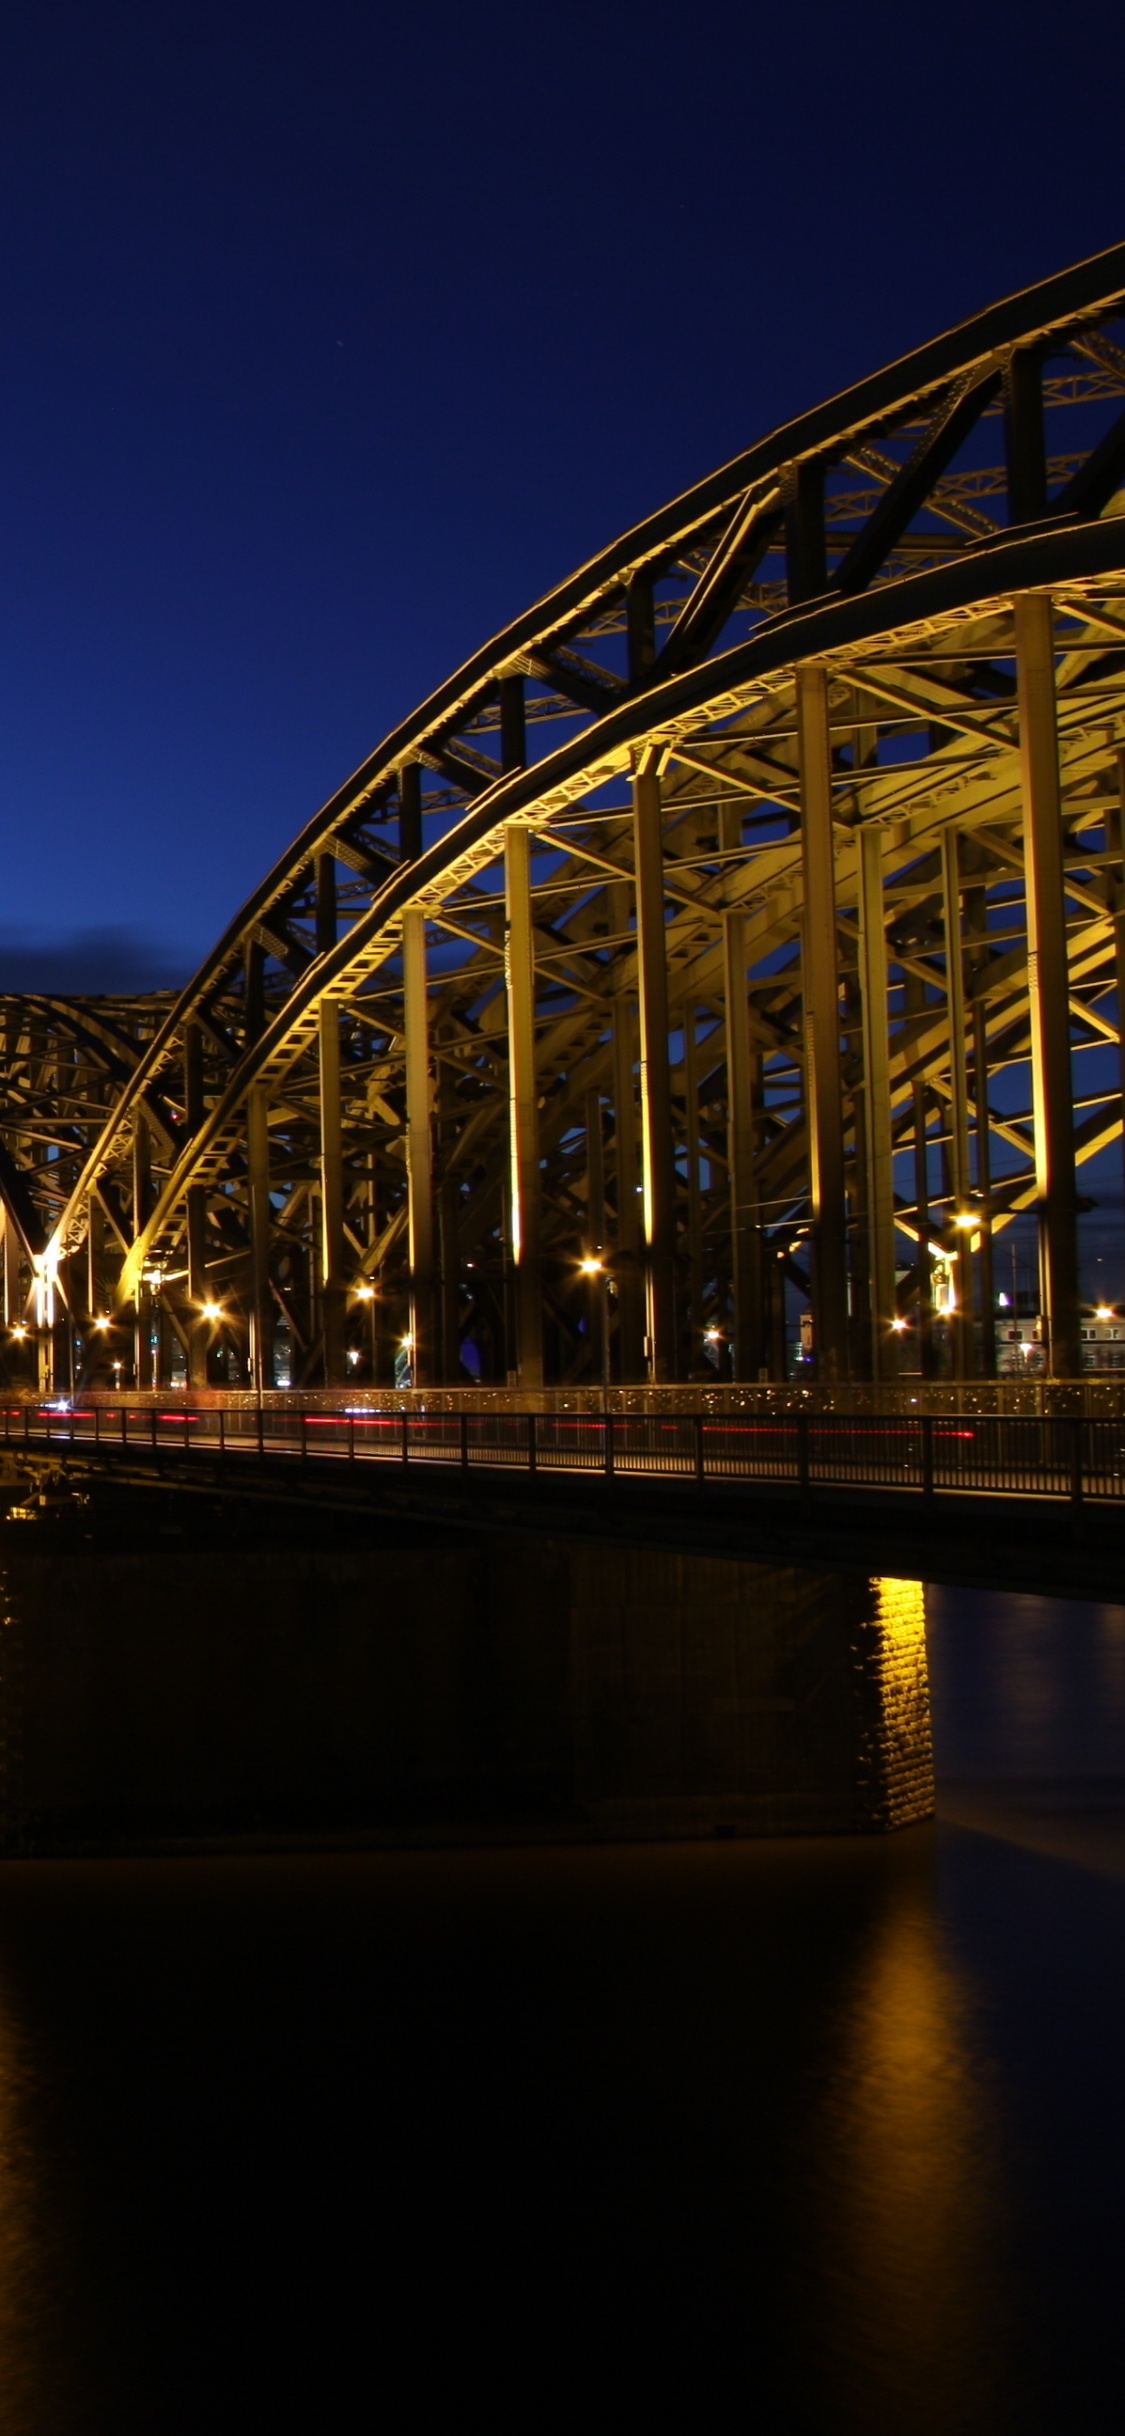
left=1096, top=1304, right=1115, bottom=1322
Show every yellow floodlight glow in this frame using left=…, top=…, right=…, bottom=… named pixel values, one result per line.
left=1096, top=1304, right=1115, bottom=1322
left=953, top=1210, right=977, bottom=1230
left=704, top=1326, right=722, bottom=1342
left=200, top=1299, right=223, bottom=1323
left=400, top=1332, right=414, bottom=1352
left=94, top=1315, right=111, bottom=1331
left=10, top=1324, right=28, bottom=1341
left=353, top=1282, right=376, bottom=1302
left=579, top=1256, right=603, bottom=1276
left=890, top=1317, right=908, bottom=1333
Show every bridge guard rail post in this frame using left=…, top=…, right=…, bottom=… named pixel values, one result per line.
left=527, top=1413, right=537, bottom=1478
left=459, top=1411, right=469, bottom=1472
left=921, top=1413, right=934, bottom=1497
left=120, top=1406, right=126, bottom=1451
left=796, top=1412, right=810, bottom=1498
left=401, top=1412, right=409, bottom=1468
left=259, top=1405, right=266, bottom=1460
left=347, top=1413, right=354, bottom=1463
left=604, top=1412, right=614, bottom=1481
left=299, top=1410, right=307, bottom=1464
left=1071, top=1416, right=1084, bottom=1509
left=150, top=1410, right=157, bottom=1452
left=694, top=1414, right=705, bottom=1486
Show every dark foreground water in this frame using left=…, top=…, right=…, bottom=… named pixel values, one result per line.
left=0, top=1589, right=1122, bottom=2432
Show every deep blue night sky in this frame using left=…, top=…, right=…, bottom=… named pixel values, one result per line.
left=0, top=0, right=1122, bottom=985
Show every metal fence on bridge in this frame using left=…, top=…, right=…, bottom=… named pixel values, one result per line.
left=6, top=1398, right=1125, bottom=1507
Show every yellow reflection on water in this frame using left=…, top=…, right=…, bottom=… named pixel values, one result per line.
left=793, top=1861, right=1016, bottom=2434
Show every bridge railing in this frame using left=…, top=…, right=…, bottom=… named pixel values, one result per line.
left=6, top=1398, right=1125, bottom=1505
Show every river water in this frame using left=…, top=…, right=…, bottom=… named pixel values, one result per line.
left=0, top=1587, right=1121, bottom=2432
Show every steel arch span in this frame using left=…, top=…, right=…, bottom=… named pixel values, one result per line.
left=6, top=241, right=1125, bottom=1395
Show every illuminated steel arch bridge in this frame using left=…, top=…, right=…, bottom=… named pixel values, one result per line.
left=5, top=243, right=1125, bottom=1398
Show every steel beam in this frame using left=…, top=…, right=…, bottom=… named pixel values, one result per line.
left=1014, top=592, right=1082, bottom=1377
left=940, top=827, right=977, bottom=1376
left=858, top=824, right=898, bottom=1378
left=247, top=1086, right=272, bottom=1391
left=722, top=906, right=763, bottom=1379
left=610, top=990, right=644, bottom=1382
left=504, top=821, right=543, bottom=1386
left=402, top=905, right=435, bottom=1385
left=632, top=755, right=677, bottom=1380
left=796, top=665, right=849, bottom=1379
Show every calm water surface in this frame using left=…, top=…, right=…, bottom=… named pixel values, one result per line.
left=0, top=1587, right=1121, bottom=2431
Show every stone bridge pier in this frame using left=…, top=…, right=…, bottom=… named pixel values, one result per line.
left=0, top=1509, right=932, bottom=1853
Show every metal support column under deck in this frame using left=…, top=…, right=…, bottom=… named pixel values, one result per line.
left=940, top=826, right=977, bottom=1376
left=796, top=665, right=849, bottom=1380
left=132, top=1110, right=152, bottom=1389
left=316, top=855, right=346, bottom=1386
left=858, top=824, right=898, bottom=1379
left=402, top=905, right=436, bottom=1385
left=247, top=1086, right=272, bottom=1391
left=184, top=1020, right=209, bottom=1387
left=722, top=905, right=763, bottom=1380
left=610, top=987, right=644, bottom=1382
left=632, top=754, right=677, bottom=1380
left=504, top=821, right=543, bottom=1386
left=1014, top=592, right=1081, bottom=1378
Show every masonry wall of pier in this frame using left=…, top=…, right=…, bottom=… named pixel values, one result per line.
left=0, top=1519, right=933, bottom=1853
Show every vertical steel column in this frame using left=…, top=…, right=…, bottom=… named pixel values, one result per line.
left=632, top=754, right=677, bottom=1379
left=1014, top=593, right=1081, bottom=1377
left=585, top=1085, right=607, bottom=1385
left=972, top=1002, right=997, bottom=1375
left=940, top=827, right=976, bottom=1375
left=316, top=855, right=346, bottom=1386
left=1110, top=753, right=1125, bottom=1251
left=504, top=821, right=543, bottom=1386
left=247, top=1087, right=272, bottom=1391
left=858, top=824, right=897, bottom=1378
left=610, top=989, right=644, bottom=1381
left=1, top=1207, right=18, bottom=1330
left=683, top=1009, right=703, bottom=1372
left=133, top=1110, right=152, bottom=1388
left=796, top=664, right=849, bottom=1379
left=722, top=906, right=762, bottom=1380
left=183, top=1021, right=209, bottom=1387
left=402, top=905, right=435, bottom=1385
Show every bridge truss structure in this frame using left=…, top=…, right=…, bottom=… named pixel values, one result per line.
left=5, top=245, right=1125, bottom=1394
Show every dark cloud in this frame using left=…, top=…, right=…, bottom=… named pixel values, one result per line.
left=0, top=926, right=196, bottom=996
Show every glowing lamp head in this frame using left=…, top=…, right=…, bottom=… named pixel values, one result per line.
left=354, top=1283, right=376, bottom=1302
left=704, top=1326, right=722, bottom=1343
left=953, top=1210, right=977, bottom=1230
left=400, top=1333, right=414, bottom=1353
left=579, top=1256, right=603, bottom=1276
left=200, top=1300, right=223, bottom=1323
left=10, top=1324, right=27, bottom=1341
left=890, top=1317, right=908, bottom=1333
left=95, top=1315, right=111, bottom=1331
left=1096, top=1304, right=1115, bottom=1322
